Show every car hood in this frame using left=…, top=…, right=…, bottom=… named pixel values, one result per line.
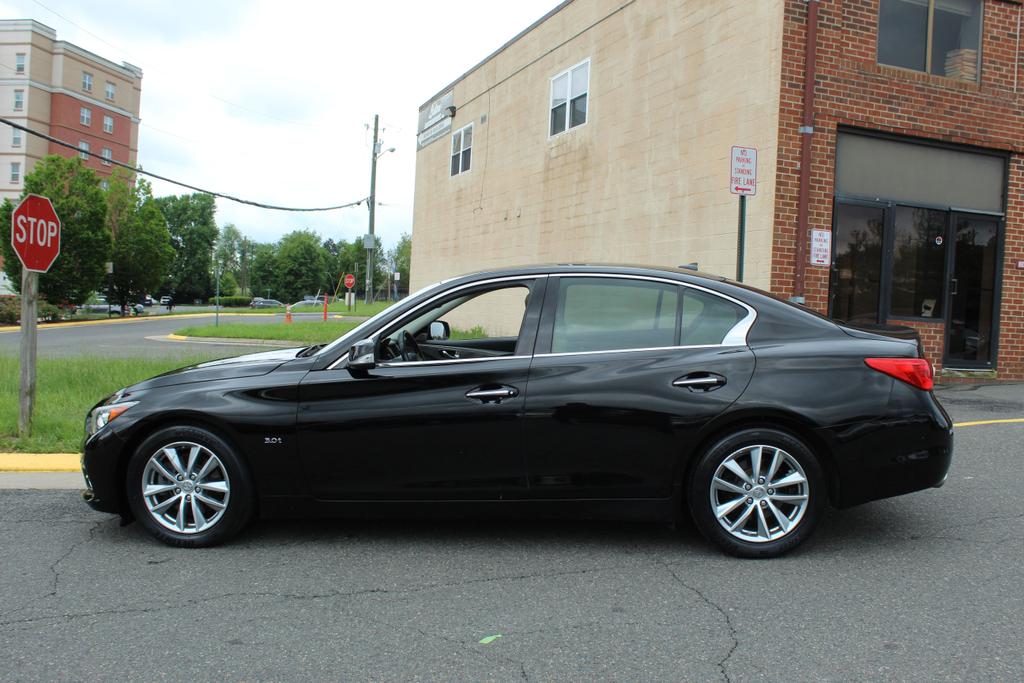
left=127, top=347, right=305, bottom=391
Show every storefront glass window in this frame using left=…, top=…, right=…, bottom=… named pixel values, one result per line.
left=832, top=204, right=885, bottom=323
left=890, top=207, right=947, bottom=318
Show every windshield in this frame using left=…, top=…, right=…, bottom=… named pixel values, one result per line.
left=315, top=280, right=446, bottom=357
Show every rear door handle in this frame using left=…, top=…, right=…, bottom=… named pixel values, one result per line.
left=673, top=374, right=726, bottom=391
left=466, top=386, right=519, bottom=403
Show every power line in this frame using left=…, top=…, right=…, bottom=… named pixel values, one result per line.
left=0, top=116, right=367, bottom=212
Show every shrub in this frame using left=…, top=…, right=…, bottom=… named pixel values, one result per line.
left=0, top=297, right=63, bottom=324
left=207, top=296, right=252, bottom=307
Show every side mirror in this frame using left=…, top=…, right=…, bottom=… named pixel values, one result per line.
left=429, top=320, right=450, bottom=341
left=348, top=339, right=376, bottom=371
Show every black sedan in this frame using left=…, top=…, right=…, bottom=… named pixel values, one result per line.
left=81, top=265, right=952, bottom=557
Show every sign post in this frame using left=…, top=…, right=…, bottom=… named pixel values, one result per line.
left=729, top=146, right=758, bottom=282
left=10, top=194, right=61, bottom=438
left=344, top=273, right=356, bottom=312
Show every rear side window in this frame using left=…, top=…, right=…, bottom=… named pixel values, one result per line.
left=552, top=278, right=679, bottom=353
left=680, top=287, right=746, bottom=345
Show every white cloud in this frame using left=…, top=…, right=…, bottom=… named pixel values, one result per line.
left=2, top=0, right=563, bottom=248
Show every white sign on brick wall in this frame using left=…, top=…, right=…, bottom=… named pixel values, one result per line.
left=730, top=146, right=757, bottom=196
left=810, top=229, right=832, bottom=266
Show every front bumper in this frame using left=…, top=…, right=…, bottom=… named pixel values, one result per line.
left=80, top=426, right=127, bottom=514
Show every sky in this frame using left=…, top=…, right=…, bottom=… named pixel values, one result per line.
left=0, top=0, right=564, bottom=251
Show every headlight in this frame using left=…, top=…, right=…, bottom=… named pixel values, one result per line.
left=86, top=401, right=138, bottom=436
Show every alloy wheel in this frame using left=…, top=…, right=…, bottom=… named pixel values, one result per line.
left=141, top=441, right=231, bottom=534
left=709, top=444, right=809, bottom=543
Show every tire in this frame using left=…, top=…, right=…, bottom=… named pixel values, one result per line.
left=688, top=428, right=825, bottom=558
left=126, top=425, right=254, bottom=547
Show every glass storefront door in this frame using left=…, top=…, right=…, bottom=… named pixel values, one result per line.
left=945, top=215, right=1000, bottom=367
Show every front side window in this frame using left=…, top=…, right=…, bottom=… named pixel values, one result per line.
left=13, top=90, right=23, bottom=111
left=378, top=282, right=533, bottom=363
left=550, top=60, right=589, bottom=136
left=80, top=107, right=91, bottom=126
left=10, top=162, right=20, bottom=183
left=82, top=72, right=93, bottom=91
left=878, top=0, right=982, bottom=82
left=450, top=123, right=472, bottom=176
left=79, top=140, right=90, bottom=160
left=103, top=115, right=114, bottom=134
left=105, top=82, right=116, bottom=100
left=15, top=53, right=25, bottom=74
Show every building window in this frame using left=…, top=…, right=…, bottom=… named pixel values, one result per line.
left=878, top=0, right=982, bottom=82
left=80, top=107, right=91, bottom=126
left=101, top=147, right=112, bottom=165
left=82, top=71, right=92, bottom=91
left=13, top=89, right=24, bottom=111
left=79, top=140, right=90, bottom=160
left=12, top=129, right=21, bottom=147
left=550, top=59, right=589, bottom=137
left=450, top=123, right=472, bottom=176
left=10, top=162, right=20, bottom=184
left=103, top=115, right=114, bottom=134
left=105, top=82, right=115, bottom=100
left=15, top=53, right=25, bottom=74
left=100, top=179, right=109, bottom=191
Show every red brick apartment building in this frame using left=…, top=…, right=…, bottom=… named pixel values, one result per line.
left=412, top=0, right=1024, bottom=381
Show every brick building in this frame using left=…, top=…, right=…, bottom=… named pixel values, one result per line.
left=412, top=0, right=1024, bottom=381
left=0, top=19, right=143, bottom=202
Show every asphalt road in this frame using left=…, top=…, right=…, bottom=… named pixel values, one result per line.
left=0, top=311, right=345, bottom=359
left=0, top=386, right=1021, bottom=680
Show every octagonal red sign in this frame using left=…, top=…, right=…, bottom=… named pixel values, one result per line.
left=11, top=194, right=61, bottom=273
left=344, top=273, right=356, bottom=289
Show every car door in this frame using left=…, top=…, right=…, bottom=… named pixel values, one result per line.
left=523, top=275, right=756, bottom=500
left=296, top=277, right=546, bottom=501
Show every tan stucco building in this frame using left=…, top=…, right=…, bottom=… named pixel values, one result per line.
left=413, top=0, right=1024, bottom=381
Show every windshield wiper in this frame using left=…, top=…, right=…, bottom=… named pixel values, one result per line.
left=296, top=343, right=326, bottom=358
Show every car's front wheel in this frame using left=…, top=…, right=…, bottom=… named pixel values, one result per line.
left=126, top=426, right=254, bottom=547
left=688, top=428, right=825, bottom=558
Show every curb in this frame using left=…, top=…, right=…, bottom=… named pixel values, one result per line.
left=0, top=312, right=275, bottom=333
left=0, top=453, right=80, bottom=472
left=156, top=334, right=298, bottom=347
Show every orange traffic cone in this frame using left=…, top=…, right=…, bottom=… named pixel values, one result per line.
left=285, top=304, right=293, bottom=324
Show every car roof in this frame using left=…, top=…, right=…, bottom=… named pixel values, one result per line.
left=447, top=263, right=728, bottom=286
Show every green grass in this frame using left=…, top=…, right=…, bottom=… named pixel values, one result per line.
left=176, top=321, right=359, bottom=344
left=0, top=355, right=218, bottom=453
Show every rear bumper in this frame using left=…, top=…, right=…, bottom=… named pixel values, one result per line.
left=80, top=427, right=127, bottom=514
left=820, top=387, right=954, bottom=508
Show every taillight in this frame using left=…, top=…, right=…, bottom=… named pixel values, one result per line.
left=865, top=358, right=934, bottom=391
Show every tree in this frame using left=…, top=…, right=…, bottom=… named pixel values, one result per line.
left=248, top=242, right=278, bottom=299
left=218, top=271, right=239, bottom=297
left=1, top=155, right=110, bottom=305
left=388, top=232, right=412, bottom=294
left=215, top=223, right=242, bottom=281
left=106, top=172, right=175, bottom=307
left=237, top=236, right=254, bottom=296
left=155, top=193, right=218, bottom=302
left=275, top=230, right=327, bottom=303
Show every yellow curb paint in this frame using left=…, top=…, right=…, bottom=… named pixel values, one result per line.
left=0, top=453, right=80, bottom=472
left=0, top=312, right=273, bottom=333
left=952, top=418, right=1024, bottom=428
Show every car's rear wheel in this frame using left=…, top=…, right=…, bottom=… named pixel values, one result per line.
left=126, top=426, right=254, bottom=547
left=688, top=428, right=825, bottom=558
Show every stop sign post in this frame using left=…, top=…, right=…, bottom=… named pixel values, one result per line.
left=11, top=194, right=61, bottom=438
left=344, top=273, right=355, bottom=289
left=343, top=273, right=356, bottom=312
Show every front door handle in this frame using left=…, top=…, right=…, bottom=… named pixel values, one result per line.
left=441, top=349, right=460, bottom=359
left=673, top=374, right=726, bottom=391
left=466, top=386, right=519, bottom=403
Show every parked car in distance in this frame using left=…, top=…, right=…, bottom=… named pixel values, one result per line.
left=159, top=296, right=172, bottom=306
left=139, top=295, right=154, bottom=307
left=81, top=264, right=953, bottom=557
left=250, top=298, right=284, bottom=309
left=79, top=296, right=121, bottom=315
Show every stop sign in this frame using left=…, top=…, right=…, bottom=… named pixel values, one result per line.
left=11, top=194, right=61, bottom=273
left=344, top=273, right=356, bottom=289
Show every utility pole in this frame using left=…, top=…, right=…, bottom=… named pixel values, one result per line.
left=365, top=114, right=379, bottom=305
